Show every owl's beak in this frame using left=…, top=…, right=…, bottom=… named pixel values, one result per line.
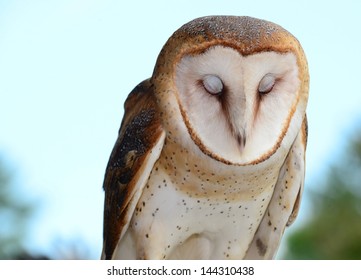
left=236, top=128, right=246, bottom=153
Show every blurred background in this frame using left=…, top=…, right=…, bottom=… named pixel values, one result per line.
left=0, top=0, right=360, bottom=260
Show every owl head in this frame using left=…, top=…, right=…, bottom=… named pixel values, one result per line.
left=151, top=16, right=309, bottom=166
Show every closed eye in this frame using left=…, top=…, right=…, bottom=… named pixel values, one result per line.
left=202, top=74, right=224, bottom=96
left=258, top=74, right=276, bottom=95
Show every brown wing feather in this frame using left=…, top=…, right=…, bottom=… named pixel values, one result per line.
left=101, top=79, right=165, bottom=260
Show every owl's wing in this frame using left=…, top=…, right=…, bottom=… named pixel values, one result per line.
left=245, top=117, right=308, bottom=259
left=101, top=79, right=166, bottom=260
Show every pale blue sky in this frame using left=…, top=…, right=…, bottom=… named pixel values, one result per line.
left=1, top=0, right=360, bottom=258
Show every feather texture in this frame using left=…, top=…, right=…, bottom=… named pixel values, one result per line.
left=101, top=80, right=165, bottom=259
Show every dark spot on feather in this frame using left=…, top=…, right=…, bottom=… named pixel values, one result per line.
left=256, top=238, right=267, bottom=256
left=104, top=108, right=157, bottom=188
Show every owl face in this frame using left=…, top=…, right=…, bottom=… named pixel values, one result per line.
left=153, top=16, right=308, bottom=166
left=175, top=46, right=300, bottom=164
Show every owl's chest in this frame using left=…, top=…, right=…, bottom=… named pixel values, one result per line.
left=130, top=150, right=280, bottom=259
left=133, top=146, right=280, bottom=231
left=148, top=145, right=280, bottom=200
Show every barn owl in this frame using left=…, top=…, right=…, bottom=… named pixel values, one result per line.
left=101, top=16, right=309, bottom=260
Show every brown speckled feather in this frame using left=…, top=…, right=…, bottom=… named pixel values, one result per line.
left=102, top=79, right=165, bottom=259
